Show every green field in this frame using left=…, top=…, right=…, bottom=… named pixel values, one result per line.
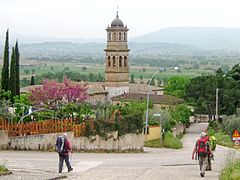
left=0, top=60, right=215, bottom=83
left=18, top=62, right=214, bottom=79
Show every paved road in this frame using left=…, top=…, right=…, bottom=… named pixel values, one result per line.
left=0, top=123, right=237, bottom=180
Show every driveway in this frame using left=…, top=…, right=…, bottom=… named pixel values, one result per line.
left=0, top=123, right=236, bottom=180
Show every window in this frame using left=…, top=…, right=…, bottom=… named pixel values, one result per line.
left=119, top=56, right=122, bottom=67
left=108, top=33, right=111, bottom=41
left=123, top=33, right=126, bottom=40
left=113, top=33, right=116, bottom=40
left=113, top=56, right=116, bottom=67
left=108, top=56, right=111, bottom=66
left=119, top=33, right=121, bottom=40
left=124, top=56, right=127, bottom=67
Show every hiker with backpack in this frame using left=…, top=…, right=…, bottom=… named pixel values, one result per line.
left=192, top=132, right=213, bottom=177
left=56, top=133, right=73, bottom=173
left=205, top=132, right=216, bottom=171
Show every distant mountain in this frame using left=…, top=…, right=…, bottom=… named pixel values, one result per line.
left=4, top=34, right=105, bottom=44
left=0, top=41, right=203, bottom=59
left=2, top=27, right=240, bottom=59
left=132, top=27, right=240, bottom=50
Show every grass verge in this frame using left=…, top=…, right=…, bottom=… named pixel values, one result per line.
left=215, top=131, right=235, bottom=148
left=144, top=132, right=183, bottom=149
left=220, top=160, right=240, bottom=180
left=163, top=131, right=183, bottom=149
left=144, top=138, right=163, bottom=148
left=0, top=165, right=8, bottom=173
left=208, top=126, right=239, bottom=149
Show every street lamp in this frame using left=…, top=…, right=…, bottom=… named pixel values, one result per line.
left=145, top=68, right=163, bottom=135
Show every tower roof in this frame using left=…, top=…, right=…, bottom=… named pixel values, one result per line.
left=111, top=12, right=124, bottom=28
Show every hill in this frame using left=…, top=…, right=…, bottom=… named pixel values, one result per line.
left=132, top=27, right=240, bottom=50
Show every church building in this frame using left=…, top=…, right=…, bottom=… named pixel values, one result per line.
left=104, top=12, right=130, bottom=98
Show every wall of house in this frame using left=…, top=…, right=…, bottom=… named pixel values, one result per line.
left=105, top=86, right=129, bottom=99
left=86, top=93, right=108, bottom=105
left=145, top=126, right=162, bottom=141
left=0, top=131, right=144, bottom=151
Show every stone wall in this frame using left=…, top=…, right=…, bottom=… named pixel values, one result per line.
left=171, top=123, right=185, bottom=137
left=0, top=130, right=9, bottom=149
left=0, top=131, right=144, bottom=151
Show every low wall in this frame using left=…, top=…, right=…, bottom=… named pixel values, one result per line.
left=0, top=131, right=144, bottom=151
left=171, top=123, right=185, bottom=137
left=0, top=130, right=9, bottom=149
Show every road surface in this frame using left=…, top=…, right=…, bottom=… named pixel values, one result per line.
left=0, top=123, right=237, bottom=180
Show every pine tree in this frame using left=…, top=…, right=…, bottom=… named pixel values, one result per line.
left=1, top=29, right=9, bottom=91
left=15, top=41, right=20, bottom=96
left=30, top=76, right=35, bottom=85
left=9, top=47, right=16, bottom=97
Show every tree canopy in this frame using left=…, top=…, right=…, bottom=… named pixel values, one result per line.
left=28, top=78, right=87, bottom=110
left=185, top=65, right=240, bottom=118
left=165, top=76, right=190, bottom=98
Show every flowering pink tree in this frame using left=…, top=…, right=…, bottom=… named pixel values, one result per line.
left=28, top=78, right=87, bottom=111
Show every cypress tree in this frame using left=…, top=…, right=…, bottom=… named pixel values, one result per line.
left=15, top=41, right=20, bottom=96
left=1, top=29, right=9, bottom=91
left=30, top=76, right=35, bottom=85
left=9, top=47, right=16, bottom=97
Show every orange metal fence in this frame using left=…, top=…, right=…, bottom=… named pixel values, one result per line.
left=0, top=118, right=93, bottom=137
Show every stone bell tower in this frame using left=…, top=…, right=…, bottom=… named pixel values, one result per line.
left=104, top=12, right=130, bottom=98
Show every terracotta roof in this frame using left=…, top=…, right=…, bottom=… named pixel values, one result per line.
left=112, top=93, right=184, bottom=105
left=20, top=82, right=107, bottom=95
left=85, top=82, right=107, bottom=95
left=129, top=84, right=162, bottom=94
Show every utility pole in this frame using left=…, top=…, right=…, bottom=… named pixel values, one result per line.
left=145, top=69, right=162, bottom=135
left=216, top=88, right=219, bottom=122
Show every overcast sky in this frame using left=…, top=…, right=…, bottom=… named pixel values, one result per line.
left=0, top=0, right=240, bottom=39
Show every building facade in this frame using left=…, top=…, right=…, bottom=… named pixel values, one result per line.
left=104, top=12, right=130, bottom=98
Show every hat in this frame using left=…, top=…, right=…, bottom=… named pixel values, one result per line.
left=200, top=132, right=206, bottom=138
left=63, top=133, right=68, bottom=138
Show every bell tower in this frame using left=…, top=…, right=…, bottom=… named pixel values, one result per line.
left=104, top=12, right=130, bottom=98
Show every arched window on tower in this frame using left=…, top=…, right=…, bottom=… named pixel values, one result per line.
left=113, top=56, right=116, bottom=67
left=113, top=33, right=116, bottom=41
left=108, top=56, right=111, bottom=66
left=124, top=56, right=127, bottom=67
left=119, top=33, right=121, bottom=40
left=119, top=56, right=122, bottom=67
left=108, top=33, right=111, bottom=41
left=123, top=33, right=126, bottom=41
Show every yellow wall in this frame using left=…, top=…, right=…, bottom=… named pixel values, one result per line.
left=145, top=126, right=162, bottom=141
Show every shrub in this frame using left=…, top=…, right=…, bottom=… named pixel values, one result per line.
left=163, top=131, right=183, bottom=149
left=222, top=115, right=240, bottom=135
left=85, top=113, right=143, bottom=138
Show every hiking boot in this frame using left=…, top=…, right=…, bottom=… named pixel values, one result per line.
left=200, top=172, right=204, bottom=177
left=68, top=167, right=73, bottom=172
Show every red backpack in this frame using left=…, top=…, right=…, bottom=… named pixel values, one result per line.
left=197, top=138, right=208, bottom=157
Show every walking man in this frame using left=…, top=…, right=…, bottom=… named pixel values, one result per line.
left=58, top=133, right=73, bottom=173
left=192, top=132, right=212, bottom=177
